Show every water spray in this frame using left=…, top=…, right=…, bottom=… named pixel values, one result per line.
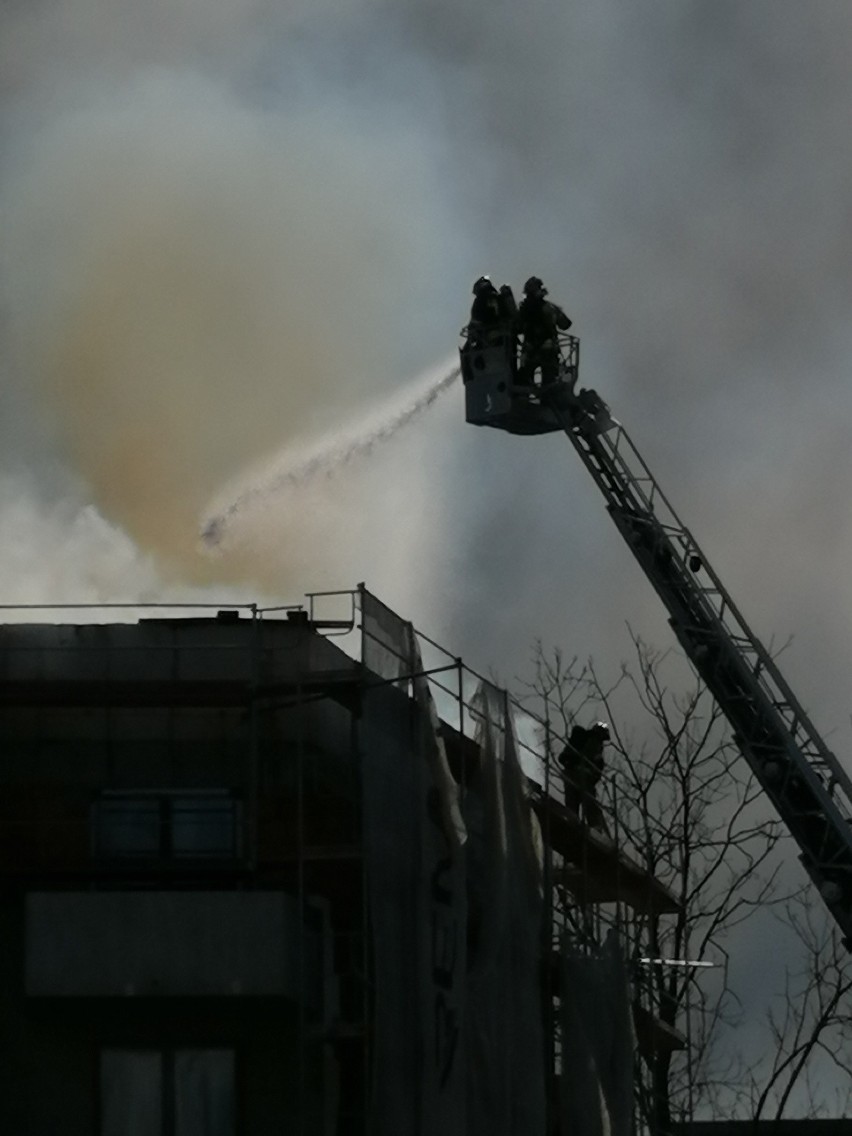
left=201, top=363, right=460, bottom=548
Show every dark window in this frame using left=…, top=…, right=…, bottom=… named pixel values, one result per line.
left=100, top=1049, right=235, bottom=1136
left=174, top=1051, right=235, bottom=1136
left=94, top=793, right=239, bottom=863
left=101, top=1049, right=161, bottom=1136
left=171, top=797, right=237, bottom=860
left=97, top=798, right=161, bottom=859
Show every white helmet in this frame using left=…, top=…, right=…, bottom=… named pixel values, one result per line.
left=472, top=275, right=495, bottom=296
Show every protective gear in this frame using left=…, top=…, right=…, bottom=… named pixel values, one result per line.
left=518, top=296, right=571, bottom=340
left=470, top=290, right=503, bottom=328
left=557, top=722, right=609, bottom=833
left=498, top=283, right=518, bottom=322
left=469, top=277, right=516, bottom=348
left=518, top=340, right=559, bottom=386
left=516, top=283, right=572, bottom=386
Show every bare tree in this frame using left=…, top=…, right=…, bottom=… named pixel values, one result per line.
left=527, top=631, right=787, bottom=1133
left=745, top=888, right=852, bottom=1119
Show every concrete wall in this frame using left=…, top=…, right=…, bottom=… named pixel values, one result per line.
left=26, top=891, right=324, bottom=1005
left=0, top=614, right=358, bottom=688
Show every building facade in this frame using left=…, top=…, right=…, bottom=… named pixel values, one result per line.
left=0, top=587, right=681, bottom=1135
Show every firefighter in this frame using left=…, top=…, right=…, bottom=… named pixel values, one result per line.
left=557, top=721, right=610, bottom=833
left=470, top=276, right=501, bottom=326
left=468, top=276, right=518, bottom=346
left=497, top=282, right=518, bottom=323
left=516, top=276, right=572, bottom=386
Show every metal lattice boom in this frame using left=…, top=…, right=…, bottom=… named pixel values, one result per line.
left=547, top=390, right=852, bottom=946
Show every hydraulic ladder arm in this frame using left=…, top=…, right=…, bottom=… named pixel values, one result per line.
left=548, top=389, right=852, bottom=947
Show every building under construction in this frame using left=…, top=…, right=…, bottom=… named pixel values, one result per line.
left=0, top=585, right=682, bottom=1135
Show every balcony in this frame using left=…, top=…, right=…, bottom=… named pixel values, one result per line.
left=25, top=890, right=328, bottom=1009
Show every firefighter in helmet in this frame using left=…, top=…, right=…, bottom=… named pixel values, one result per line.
left=516, top=276, right=572, bottom=386
left=468, top=276, right=518, bottom=346
left=557, top=721, right=610, bottom=833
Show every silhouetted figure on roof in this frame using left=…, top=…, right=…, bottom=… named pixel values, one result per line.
left=516, top=276, right=572, bottom=386
left=557, top=721, right=610, bottom=833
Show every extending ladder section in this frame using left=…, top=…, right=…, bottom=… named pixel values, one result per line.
left=548, top=391, right=852, bottom=946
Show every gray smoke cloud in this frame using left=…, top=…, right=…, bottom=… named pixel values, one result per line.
left=3, top=0, right=852, bottom=1110
left=3, top=1, right=852, bottom=669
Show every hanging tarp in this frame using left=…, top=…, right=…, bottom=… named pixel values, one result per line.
left=463, top=682, right=546, bottom=1136
left=361, top=672, right=421, bottom=1135
left=360, top=591, right=546, bottom=1135
left=411, top=621, right=468, bottom=1134
left=360, top=587, right=411, bottom=683
left=360, top=591, right=467, bottom=1136
left=559, top=929, right=635, bottom=1136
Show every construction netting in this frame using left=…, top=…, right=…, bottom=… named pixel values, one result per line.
left=361, top=590, right=468, bottom=1134
left=559, top=929, right=635, bottom=1136
left=360, top=591, right=546, bottom=1135
left=359, top=589, right=635, bottom=1136
left=463, top=681, right=546, bottom=1136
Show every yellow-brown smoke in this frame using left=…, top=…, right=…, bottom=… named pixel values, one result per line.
left=2, top=73, right=453, bottom=592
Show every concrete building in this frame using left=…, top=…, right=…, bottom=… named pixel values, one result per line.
left=0, top=586, right=681, bottom=1135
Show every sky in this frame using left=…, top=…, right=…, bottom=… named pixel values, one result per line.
left=2, top=0, right=852, bottom=1112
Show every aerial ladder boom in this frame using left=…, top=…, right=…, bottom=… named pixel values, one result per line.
left=461, top=329, right=852, bottom=946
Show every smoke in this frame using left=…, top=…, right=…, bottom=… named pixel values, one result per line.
left=202, top=362, right=459, bottom=547
left=0, top=60, right=464, bottom=593
left=2, top=0, right=852, bottom=708
left=3, top=0, right=852, bottom=700
left=0, top=474, right=156, bottom=605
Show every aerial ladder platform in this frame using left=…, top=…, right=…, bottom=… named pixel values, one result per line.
left=461, top=328, right=852, bottom=946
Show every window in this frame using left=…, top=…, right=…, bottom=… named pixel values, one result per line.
left=101, top=1050, right=161, bottom=1136
left=97, top=798, right=161, bottom=859
left=94, top=792, right=240, bottom=863
left=174, top=1051, right=235, bottom=1136
left=100, top=1049, right=235, bottom=1136
left=171, top=797, right=237, bottom=860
